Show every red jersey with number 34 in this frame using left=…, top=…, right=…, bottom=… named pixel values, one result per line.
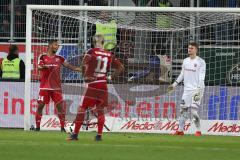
left=38, top=54, right=65, bottom=90
left=83, top=47, right=121, bottom=82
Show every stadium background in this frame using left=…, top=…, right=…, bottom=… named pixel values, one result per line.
left=0, top=0, right=240, bottom=135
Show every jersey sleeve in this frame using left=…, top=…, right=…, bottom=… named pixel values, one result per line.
left=38, top=54, right=44, bottom=66
left=175, top=61, right=184, bottom=84
left=59, top=55, right=66, bottom=64
left=198, top=59, right=206, bottom=89
left=82, top=49, right=93, bottom=65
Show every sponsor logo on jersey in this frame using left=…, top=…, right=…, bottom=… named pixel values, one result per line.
left=227, top=64, right=240, bottom=85
left=95, top=51, right=111, bottom=57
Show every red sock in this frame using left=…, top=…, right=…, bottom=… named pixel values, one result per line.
left=35, top=113, right=42, bottom=128
left=97, top=115, right=105, bottom=135
left=74, top=112, right=85, bottom=134
left=58, top=113, right=65, bottom=128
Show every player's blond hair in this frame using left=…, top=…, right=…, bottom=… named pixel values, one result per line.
left=92, top=34, right=104, bottom=46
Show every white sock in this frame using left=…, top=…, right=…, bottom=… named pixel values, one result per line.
left=179, top=116, right=186, bottom=132
left=191, top=108, right=201, bottom=132
left=179, top=108, right=188, bottom=132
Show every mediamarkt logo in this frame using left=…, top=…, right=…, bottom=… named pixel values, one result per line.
left=120, top=120, right=191, bottom=131
left=208, top=122, right=240, bottom=133
left=41, top=117, right=98, bottom=129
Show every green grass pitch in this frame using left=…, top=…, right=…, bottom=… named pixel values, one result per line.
left=0, top=129, right=239, bottom=160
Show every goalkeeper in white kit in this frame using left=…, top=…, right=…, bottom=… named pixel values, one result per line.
left=167, top=42, right=206, bottom=136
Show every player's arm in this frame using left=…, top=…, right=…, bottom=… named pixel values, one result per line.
left=108, top=57, right=124, bottom=81
left=81, top=52, right=95, bottom=82
left=63, top=61, right=81, bottom=72
left=193, top=60, right=206, bottom=101
left=38, top=55, right=49, bottom=70
left=167, top=62, right=184, bottom=93
left=198, top=60, right=206, bottom=89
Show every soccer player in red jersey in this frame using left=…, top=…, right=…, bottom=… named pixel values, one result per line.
left=35, top=40, right=81, bottom=132
left=67, top=34, right=124, bottom=141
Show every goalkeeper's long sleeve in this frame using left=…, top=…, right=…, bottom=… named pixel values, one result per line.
left=176, top=64, right=184, bottom=84
left=198, top=59, right=206, bottom=90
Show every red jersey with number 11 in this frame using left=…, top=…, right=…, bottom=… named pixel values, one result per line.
left=83, top=47, right=121, bottom=82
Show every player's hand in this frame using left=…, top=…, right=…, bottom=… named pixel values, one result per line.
left=107, top=75, right=113, bottom=83
left=84, top=77, right=96, bottom=83
left=74, top=67, right=81, bottom=72
left=192, top=88, right=202, bottom=102
left=167, top=85, right=174, bottom=94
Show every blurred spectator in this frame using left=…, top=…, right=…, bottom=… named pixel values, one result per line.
left=95, top=11, right=117, bottom=51
left=128, top=43, right=171, bottom=83
left=14, top=7, right=26, bottom=39
left=117, top=28, right=135, bottom=82
left=0, top=19, right=10, bottom=37
left=0, top=45, right=25, bottom=79
left=152, top=0, right=173, bottom=46
left=148, top=43, right=171, bottom=83
left=156, top=0, right=173, bottom=29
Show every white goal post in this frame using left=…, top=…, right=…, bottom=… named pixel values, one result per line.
left=25, top=5, right=240, bottom=136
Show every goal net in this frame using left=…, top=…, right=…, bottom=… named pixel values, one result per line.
left=25, top=6, right=240, bottom=135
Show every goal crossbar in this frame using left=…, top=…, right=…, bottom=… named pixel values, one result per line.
left=26, top=5, right=240, bottom=13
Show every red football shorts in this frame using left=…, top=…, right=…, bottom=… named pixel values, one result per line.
left=80, top=82, right=108, bottom=110
left=37, top=89, right=63, bottom=105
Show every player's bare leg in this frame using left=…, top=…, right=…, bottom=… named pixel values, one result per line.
left=95, top=106, right=105, bottom=141
left=35, top=103, right=45, bottom=131
left=56, top=101, right=66, bottom=132
left=67, top=107, right=86, bottom=141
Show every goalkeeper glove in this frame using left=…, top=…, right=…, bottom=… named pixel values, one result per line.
left=192, top=88, right=203, bottom=102
left=167, top=85, right=174, bottom=94
left=167, top=82, right=178, bottom=94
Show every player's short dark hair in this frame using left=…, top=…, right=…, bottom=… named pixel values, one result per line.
left=189, top=42, right=199, bottom=50
left=48, top=39, right=58, bottom=46
left=9, top=45, right=18, bottom=55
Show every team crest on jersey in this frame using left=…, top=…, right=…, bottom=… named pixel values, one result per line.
left=194, top=63, right=197, bottom=67
left=55, top=58, right=60, bottom=62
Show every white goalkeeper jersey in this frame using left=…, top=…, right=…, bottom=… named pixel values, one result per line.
left=175, top=56, right=206, bottom=91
